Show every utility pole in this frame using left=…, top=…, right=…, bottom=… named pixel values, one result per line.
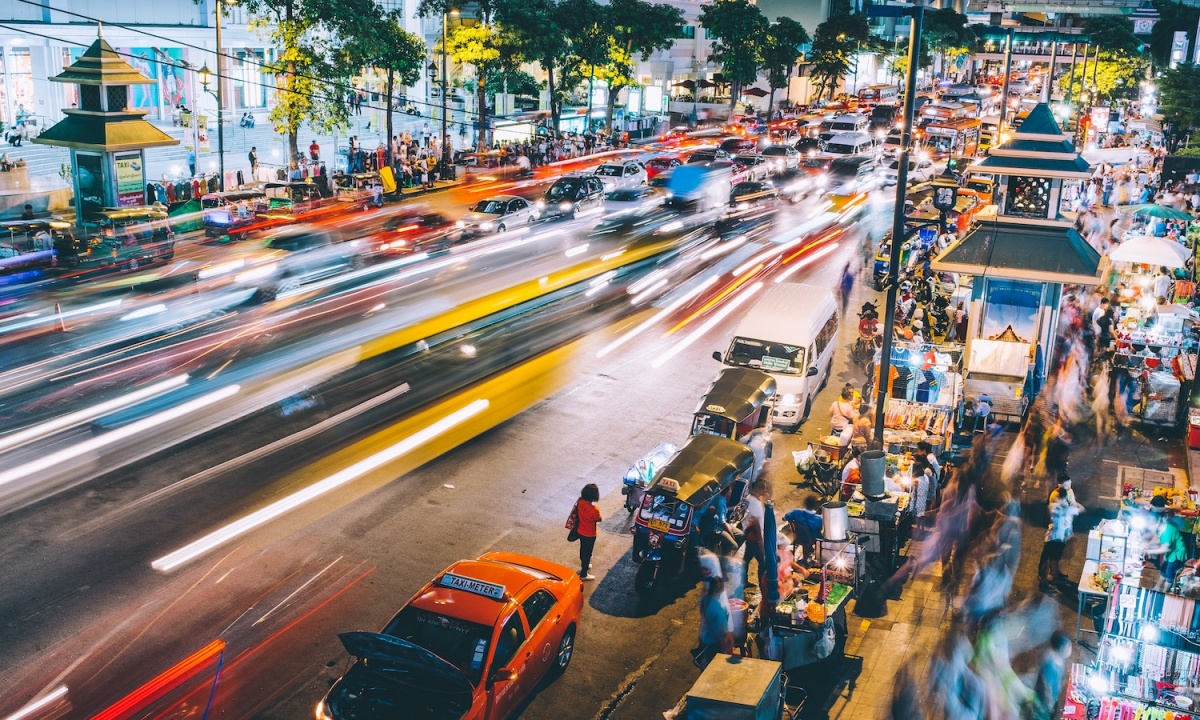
left=869, top=2, right=924, bottom=446
left=214, top=0, right=226, bottom=190
left=997, top=28, right=1014, bottom=139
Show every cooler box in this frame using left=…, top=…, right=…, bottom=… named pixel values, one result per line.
left=685, top=654, right=782, bottom=720
left=1190, top=408, right=1200, bottom=450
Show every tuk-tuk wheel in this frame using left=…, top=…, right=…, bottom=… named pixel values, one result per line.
left=634, top=562, right=658, bottom=595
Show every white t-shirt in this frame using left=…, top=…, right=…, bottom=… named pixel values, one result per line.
left=1154, top=273, right=1173, bottom=299
left=743, top=495, right=765, bottom=533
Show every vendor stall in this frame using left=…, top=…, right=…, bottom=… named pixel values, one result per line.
left=1109, top=297, right=1197, bottom=430
left=875, top=340, right=965, bottom=455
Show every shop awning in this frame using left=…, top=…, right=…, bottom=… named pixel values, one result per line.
left=932, top=220, right=1102, bottom=285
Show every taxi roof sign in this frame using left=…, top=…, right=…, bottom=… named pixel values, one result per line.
left=440, top=572, right=506, bottom=600
left=657, top=478, right=681, bottom=493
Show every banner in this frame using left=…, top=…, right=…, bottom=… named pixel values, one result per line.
left=114, top=151, right=145, bottom=207
left=198, top=116, right=210, bottom=152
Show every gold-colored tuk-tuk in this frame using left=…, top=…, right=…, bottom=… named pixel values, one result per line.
left=68, top=206, right=175, bottom=270
left=691, top=367, right=778, bottom=440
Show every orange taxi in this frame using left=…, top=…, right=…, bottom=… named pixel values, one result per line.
left=317, top=552, right=584, bottom=720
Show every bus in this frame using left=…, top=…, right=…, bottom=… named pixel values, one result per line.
left=917, top=102, right=970, bottom=128
left=918, top=117, right=981, bottom=160
left=858, top=84, right=900, bottom=105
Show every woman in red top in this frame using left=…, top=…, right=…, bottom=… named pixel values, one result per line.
left=575, top=484, right=602, bottom=581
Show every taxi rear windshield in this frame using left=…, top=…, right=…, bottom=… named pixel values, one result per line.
left=384, top=607, right=492, bottom=685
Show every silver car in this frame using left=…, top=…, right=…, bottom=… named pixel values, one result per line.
left=760, top=144, right=800, bottom=173
left=456, top=195, right=537, bottom=235
left=593, top=160, right=648, bottom=192
left=733, top=154, right=772, bottom=182
left=602, top=186, right=664, bottom=217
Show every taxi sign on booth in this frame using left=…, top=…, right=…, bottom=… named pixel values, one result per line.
left=440, top=573, right=506, bottom=600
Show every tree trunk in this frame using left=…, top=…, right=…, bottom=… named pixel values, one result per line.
left=605, top=83, right=620, bottom=133
left=385, top=68, right=394, bottom=164
left=586, top=71, right=595, bottom=132
left=477, top=73, right=488, bottom=150
left=730, top=80, right=739, bottom=113
left=547, top=62, right=559, bottom=135
left=767, top=86, right=777, bottom=118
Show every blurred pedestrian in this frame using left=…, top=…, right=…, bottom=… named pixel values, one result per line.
left=187, top=149, right=196, bottom=178
left=1038, top=477, right=1081, bottom=592
left=572, top=483, right=602, bottom=581
left=741, top=479, right=768, bottom=589
left=1146, top=495, right=1189, bottom=587
left=1025, top=631, right=1072, bottom=720
left=694, top=575, right=733, bottom=668
left=839, top=261, right=854, bottom=313
left=248, top=146, right=258, bottom=176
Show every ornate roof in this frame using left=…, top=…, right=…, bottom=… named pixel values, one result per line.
left=34, top=112, right=177, bottom=152
left=51, top=33, right=155, bottom=87
left=931, top=219, right=1102, bottom=285
left=971, top=102, right=1094, bottom=179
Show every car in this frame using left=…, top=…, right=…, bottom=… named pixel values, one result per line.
left=603, top=185, right=664, bottom=217
left=318, top=552, right=584, bottom=720
left=719, top=137, right=758, bottom=155
left=592, top=160, right=648, bottom=192
left=824, top=155, right=880, bottom=195
left=729, top=180, right=781, bottom=207
left=233, top=225, right=365, bottom=301
left=793, top=137, right=822, bottom=155
left=732, top=154, right=771, bottom=182
left=364, top=210, right=456, bottom=255
left=882, top=156, right=939, bottom=186
left=686, top=147, right=729, bottom=164
left=710, top=159, right=748, bottom=185
left=535, top=174, right=606, bottom=220
left=456, top=195, right=537, bottom=235
left=644, top=156, right=681, bottom=179
left=760, top=144, right=801, bottom=173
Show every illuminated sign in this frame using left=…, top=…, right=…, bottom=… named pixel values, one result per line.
left=440, top=573, right=506, bottom=600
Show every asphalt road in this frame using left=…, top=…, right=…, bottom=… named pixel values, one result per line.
left=0, top=177, right=893, bottom=720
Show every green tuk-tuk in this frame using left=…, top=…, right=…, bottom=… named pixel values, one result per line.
left=67, top=206, right=175, bottom=271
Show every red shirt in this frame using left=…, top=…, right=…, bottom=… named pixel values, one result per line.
left=576, top=500, right=601, bottom=538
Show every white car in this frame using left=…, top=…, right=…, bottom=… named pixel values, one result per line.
left=882, top=157, right=942, bottom=186
left=593, top=160, right=648, bottom=192
left=733, top=154, right=772, bottom=182
left=760, top=144, right=801, bottom=173
left=456, top=195, right=536, bottom=235
left=229, top=225, right=365, bottom=301
left=602, top=186, right=664, bottom=217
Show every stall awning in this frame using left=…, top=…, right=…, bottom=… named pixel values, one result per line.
left=932, top=220, right=1102, bottom=285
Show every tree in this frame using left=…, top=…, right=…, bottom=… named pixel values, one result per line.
left=1082, top=15, right=1142, bottom=56
left=699, top=0, right=769, bottom=111
left=809, top=11, right=869, bottom=100
left=1151, top=0, right=1200, bottom=68
left=596, top=0, right=683, bottom=130
left=1159, top=63, right=1200, bottom=150
left=922, top=8, right=973, bottom=78
left=762, top=17, right=810, bottom=115
left=556, top=0, right=611, bottom=130
left=419, top=0, right=507, bottom=148
left=346, top=14, right=426, bottom=160
left=494, top=0, right=571, bottom=133
left=240, top=0, right=384, bottom=160
left=1056, top=15, right=1146, bottom=108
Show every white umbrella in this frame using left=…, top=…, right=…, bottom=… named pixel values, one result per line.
left=1107, top=234, right=1190, bottom=268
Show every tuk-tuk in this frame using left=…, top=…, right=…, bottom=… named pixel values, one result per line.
left=201, top=189, right=266, bottom=238
left=259, top=181, right=325, bottom=216
left=0, top=219, right=72, bottom=281
left=67, top=206, right=175, bottom=271
left=871, top=231, right=921, bottom=290
left=335, top=172, right=382, bottom=208
left=631, top=434, right=754, bottom=594
left=692, top=367, right=778, bottom=439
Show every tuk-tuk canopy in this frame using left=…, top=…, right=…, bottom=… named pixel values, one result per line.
left=693, top=367, right=777, bottom=424
left=649, top=434, right=754, bottom=508
left=0, top=219, right=71, bottom=235
left=201, top=189, right=265, bottom=206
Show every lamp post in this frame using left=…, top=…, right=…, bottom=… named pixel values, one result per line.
left=197, top=0, right=232, bottom=190
left=441, top=9, right=458, bottom=179
left=691, top=55, right=700, bottom=127
left=931, top=167, right=959, bottom=234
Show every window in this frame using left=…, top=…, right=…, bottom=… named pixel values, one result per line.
left=677, top=25, right=695, bottom=39
left=521, top=590, right=557, bottom=629
left=492, top=613, right=526, bottom=669
left=814, top=314, right=838, bottom=358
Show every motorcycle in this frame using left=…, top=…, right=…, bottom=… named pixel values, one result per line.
left=851, top=302, right=881, bottom=368
left=622, top=441, right=676, bottom=513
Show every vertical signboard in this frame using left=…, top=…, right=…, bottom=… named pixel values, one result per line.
left=114, top=151, right=145, bottom=207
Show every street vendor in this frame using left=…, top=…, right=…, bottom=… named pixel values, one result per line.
left=784, top=495, right=823, bottom=560
left=775, top=531, right=812, bottom=600
left=1144, top=495, right=1190, bottom=587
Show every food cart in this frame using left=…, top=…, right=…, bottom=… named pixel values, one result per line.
left=665, top=654, right=803, bottom=720
left=875, top=339, right=965, bottom=456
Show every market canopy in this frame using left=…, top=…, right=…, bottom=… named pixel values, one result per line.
left=741, top=87, right=769, bottom=97
left=672, top=80, right=696, bottom=90
left=1107, top=235, right=1190, bottom=268
left=932, top=220, right=1103, bottom=285
left=1122, top=203, right=1194, bottom=221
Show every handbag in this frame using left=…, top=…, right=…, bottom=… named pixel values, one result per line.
left=566, top=501, right=580, bottom=542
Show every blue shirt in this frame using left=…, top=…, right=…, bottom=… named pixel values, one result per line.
left=784, top=508, right=823, bottom=536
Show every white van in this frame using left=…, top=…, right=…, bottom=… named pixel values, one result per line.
left=823, top=131, right=875, bottom=157
left=715, top=283, right=839, bottom=430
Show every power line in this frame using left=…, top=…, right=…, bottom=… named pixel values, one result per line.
left=8, top=0, right=479, bottom=124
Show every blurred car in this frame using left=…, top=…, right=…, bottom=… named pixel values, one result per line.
left=882, top=156, right=939, bottom=186
left=644, top=156, right=681, bottom=180
left=733, top=154, right=771, bottom=182
left=364, top=210, right=456, bottom=255
left=535, top=174, right=606, bottom=220
left=760, top=144, right=801, bottom=173
left=686, top=147, right=729, bottom=164
left=824, top=155, right=881, bottom=195
left=233, top=224, right=365, bottom=301
left=729, top=180, right=781, bottom=208
left=457, top=196, right=537, bottom=235
left=660, top=126, right=691, bottom=144
left=793, top=137, right=823, bottom=155
left=592, top=160, right=648, bottom=192
left=719, top=137, right=758, bottom=155
left=800, top=155, right=834, bottom=176
left=603, top=186, right=664, bottom=217
left=317, top=552, right=583, bottom=720
left=710, top=159, right=748, bottom=185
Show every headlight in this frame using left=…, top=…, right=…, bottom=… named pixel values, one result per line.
left=558, top=201, right=572, bottom=211
left=455, top=220, right=466, bottom=227
left=780, top=394, right=799, bottom=405
left=536, top=200, right=546, bottom=209
left=316, top=699, right=334, bottom=720
left=816, top=175, right=827, bottom=186
left=479, top=221, right=494, bottom=231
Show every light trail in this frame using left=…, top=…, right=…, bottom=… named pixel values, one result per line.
left=151, top=399, right=489, bottom=572
left=1, top=686, right=68, bottom=720
left=651, top=281, right=764, bottom=369
left=596, top=274, right=719, bottom=358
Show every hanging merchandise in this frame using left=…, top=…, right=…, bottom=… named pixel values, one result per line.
left=875, top=340, right=964, bottom=454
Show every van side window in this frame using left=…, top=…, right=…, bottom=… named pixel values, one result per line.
left=814, top=314, right=838, bottom=358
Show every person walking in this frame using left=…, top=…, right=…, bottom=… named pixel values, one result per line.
left=741, top=479, right=768, bottom=588
left=695, top=575, right=733, bottom=668
left=1026, top=631, right=1073, bottom=720
left=574, top=483, right=601, bottom=581
left=187, top=149, right=196, bottom=178
left=248, top=146, right=258, bottom=177
left=309, top=140, right=320, bottom=163
left=1038, top=477, right=1082, bottom=592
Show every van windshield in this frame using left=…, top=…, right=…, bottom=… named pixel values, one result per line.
left=724, top=337, right=804, bottom=374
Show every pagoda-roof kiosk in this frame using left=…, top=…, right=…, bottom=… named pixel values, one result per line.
left=34, top=27, right=177, bottom=218
left=932, top=103, right=1101, bottom=416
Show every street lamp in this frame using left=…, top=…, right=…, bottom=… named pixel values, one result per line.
left=931, top=167, right=959, bottom=233
left=440, top=8, right=459, bottom=179
left=199, top=0, right=234, bottom=190
left=690, top=56, right=701, bottom=128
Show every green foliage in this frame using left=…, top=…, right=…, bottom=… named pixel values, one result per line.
left=699, top=0, right=769, bottom=108
left=1160, top=63, right=1200, bottom=150
left=809, top=11, right=869, bottom=100
left=597, top=0, right=683, bottom=127
left=493, top=0, right=572, bottom=128
left=485, top=68, right=540, bottom=97
left=1081, top=15, right=1143, bottom=56
left=1057, top=51, right=1147, bottom=103
left=346, top=15, right=427, bottom=89
left=762, top=17, right=810, bottom=93
left=922, top=8, right=973, bottom=56
left=1176, top=146, right=1200, bottom=158
left=1151, top=0, right=1200, bottom=68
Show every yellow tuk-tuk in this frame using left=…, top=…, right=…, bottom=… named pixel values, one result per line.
left=691, top=367, right=778, bottom=440
left=70, top=206, right=175, bottom=271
